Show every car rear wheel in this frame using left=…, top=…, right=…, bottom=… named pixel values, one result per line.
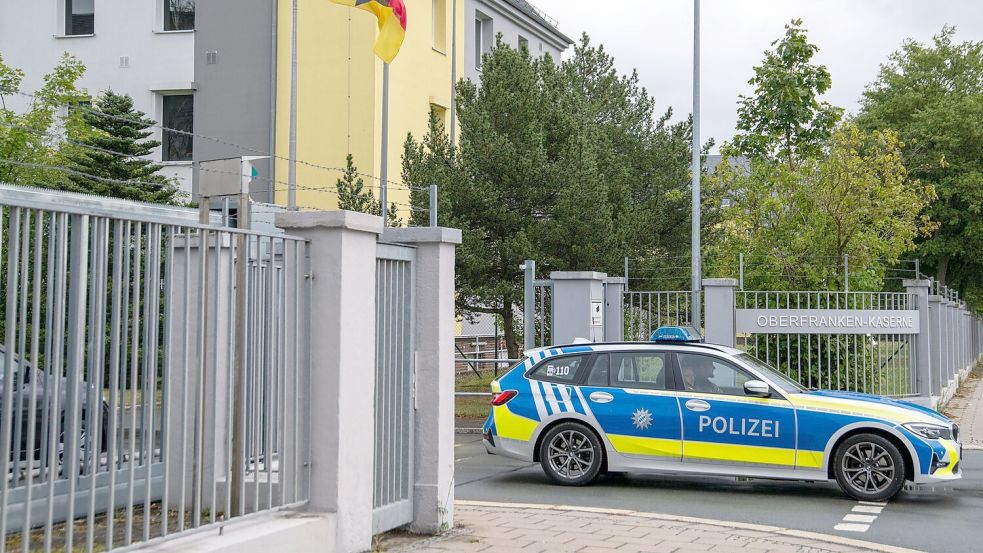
left=539, top=422, right=603, bottom=486
left=833, top=433, right=906, bottom=502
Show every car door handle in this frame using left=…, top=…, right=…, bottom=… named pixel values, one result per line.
left=589, top=391, right=614, bottom=404
left=685, top=399, right=710, bottom=412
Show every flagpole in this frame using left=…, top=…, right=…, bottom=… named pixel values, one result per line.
left=691, top=0, right=702, bottom=330
left=380, top=62, right=390, bottom=226
left=288, top=0, right=298, bottom=210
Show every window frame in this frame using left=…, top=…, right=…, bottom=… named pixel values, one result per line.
left=160, top=92, right=194, bottom=163
left=474, top=18, right=483, bottom=68
left=525, top=353, right=592, bottom=385
left=63, top=0, right=95, bottom=36
left=431, top=0, right=447, bottom=53
left=161, top=0, right=196, bottom=32
left=605, top=350, right=676, bottom=391
left=673, top=351, right=781, bottom=398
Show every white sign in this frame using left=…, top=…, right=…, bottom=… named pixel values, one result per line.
left=591, top=300, right=604, bottom=327
left=736, top=309, right=920, bottom=335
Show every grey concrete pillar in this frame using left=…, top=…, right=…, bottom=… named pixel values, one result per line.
left=604, top=277, right=626, bottom=342
left=165, top=232, right=233, bottom=512
left=276, top=211, right=383, bottom=553
left=927, top=294, right=942, bottom=398
left=702, top=278, right=737, bottom=348
left=550, top=271, right=608, bottom=344
left=904, top=280, right=931, bottom=402
left=382, top=227, right=462, bottom=533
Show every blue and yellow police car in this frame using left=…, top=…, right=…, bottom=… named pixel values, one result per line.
left=482, top=327, right=962, bottom=501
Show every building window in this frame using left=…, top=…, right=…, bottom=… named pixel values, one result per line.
left=161, top=94, right=193, bottom=162
left=164, top=0, right=195, bottom=31
left=474, top=18, right=482, bottom=68
left=65, top=0, right=94, bottom=35
left=518, top=35, right=528, bottom=52
left=475, top=13, right=492, bottom=68
left=430, top=104, right=448, bottom=130
left=432, top=0, right=446, bottom=52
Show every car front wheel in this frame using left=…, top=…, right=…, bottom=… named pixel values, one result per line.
left=833, top=433, right=906, bottom=502
left=539, top=422, right=603, bottom=486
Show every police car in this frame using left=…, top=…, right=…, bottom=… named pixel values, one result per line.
left=482, top=327, right=961, bottom=501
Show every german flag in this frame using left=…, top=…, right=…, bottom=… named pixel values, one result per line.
left=330, top=0, right=407, bottom=63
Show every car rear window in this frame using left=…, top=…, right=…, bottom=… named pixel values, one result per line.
left=529, top=355, right=588, bottom=384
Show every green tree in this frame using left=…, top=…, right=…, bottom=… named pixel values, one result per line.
left=403, top=36, right=716, bottom=356
left=857, top=26, right=983, bottom=302
left=335, top=152, right=401, bottom=225
left=59, top=90, right=182, bottom=203
left=730, top=19, right=842, bottom=168
left=0, top=52, right=87, bottom=187
left=710, top=123, right=935, bottom=291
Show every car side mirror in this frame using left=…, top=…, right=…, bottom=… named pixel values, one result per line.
left=744, top=380, right=771, bottom=398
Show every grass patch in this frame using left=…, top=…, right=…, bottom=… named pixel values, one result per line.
left=455, top=372, right=495, bottom=421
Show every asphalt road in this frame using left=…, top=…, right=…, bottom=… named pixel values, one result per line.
left=455, top=434, right=982, bottom=553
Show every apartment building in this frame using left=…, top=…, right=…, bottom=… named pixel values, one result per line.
left=0, top=0, right=571, bottom=213
left=0, top=0, right=197, bottom=192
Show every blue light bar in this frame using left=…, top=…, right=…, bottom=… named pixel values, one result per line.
left=650, top=326, right=703, bottom=343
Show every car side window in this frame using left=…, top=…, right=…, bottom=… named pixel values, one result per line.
left=529, top=355, right=587, bottom=384
left=585, top=354, right=609, bottom=386
left=610, top=352, right=669, bottom=390
left=677, top=353, right=755, bottom=397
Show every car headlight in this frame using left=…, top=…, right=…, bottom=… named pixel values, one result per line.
left=903, top=423, right=953, bottom=440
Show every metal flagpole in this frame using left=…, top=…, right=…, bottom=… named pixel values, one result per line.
left=288, top=0, right=299, bottom=210
left=380, top=62, right=390, bottom=226
left=691, top=0, right=702, bottom=330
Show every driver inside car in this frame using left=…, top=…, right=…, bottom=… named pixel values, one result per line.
left=680, top=357, right=722, bottom=393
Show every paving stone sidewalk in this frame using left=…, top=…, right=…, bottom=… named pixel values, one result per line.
left=378, top=501, right=921, bottom=553
left=943, top=364, right=983, bottom=448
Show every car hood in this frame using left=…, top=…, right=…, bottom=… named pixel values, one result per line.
left=787, top=390, right=950, bottom=426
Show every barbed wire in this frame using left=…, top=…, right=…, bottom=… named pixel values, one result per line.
left=0, top=121, right=428, bottom=213
left=10, top=89, right=430, bottom=192
left=0, top=158, right=187, bottom=191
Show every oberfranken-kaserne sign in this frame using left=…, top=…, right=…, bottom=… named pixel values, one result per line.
left=736, top=309, right=920, bottom=335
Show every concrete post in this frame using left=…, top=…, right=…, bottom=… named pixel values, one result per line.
left=904, top=280, right=931, bottom=404
left=382, top=227, right=461, bottom=533
left=275, top=210, right=383, bottom=553
left=165, top=232, right=233, bottom=512
left=927, top=294, right=942, bottom=398
left=964, top=310, right=973, bottom=378
left=702, top=278, right=738, bottom=348
left=946, top=300, right=956, bottom=387
left=549, top=272, right=607, bottom=344
left=604, top=277, right=626, bottom=342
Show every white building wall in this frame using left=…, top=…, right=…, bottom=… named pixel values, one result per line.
left=464, top=0, right=571, bottom=85
left=0, top=0, right=195, bottom=195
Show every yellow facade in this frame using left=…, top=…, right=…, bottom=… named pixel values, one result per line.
left=274, top=0, right=464, bottom=218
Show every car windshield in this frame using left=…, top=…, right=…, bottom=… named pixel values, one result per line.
left=736, top=353, right=807, bottom=394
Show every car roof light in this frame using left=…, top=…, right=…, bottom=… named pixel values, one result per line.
left=649, top=326, right=704, bottom=343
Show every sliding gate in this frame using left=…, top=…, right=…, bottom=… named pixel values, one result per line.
left=372, top=243, right=416, bottom=533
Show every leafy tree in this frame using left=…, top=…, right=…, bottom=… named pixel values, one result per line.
left=403, top=36, right=716, bottom=356
left=709, top=123, right=935, bottom=291
left=0, top=52, right=87, bottom=187
left=857, top=26, right=983, bottom=302
left=335, top=152, right=401, bottom=225
left=730, top=19, right=842, bottom=168
left=59, top=90, right=182, bottom=203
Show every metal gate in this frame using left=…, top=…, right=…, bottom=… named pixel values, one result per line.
left=372, top=243, right=415, bottom=534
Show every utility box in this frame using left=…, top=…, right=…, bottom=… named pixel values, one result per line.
left=194, top=156, right=270, bottom=205
left=550, top=271, right=608, bottom=344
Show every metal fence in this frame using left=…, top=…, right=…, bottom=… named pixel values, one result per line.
left=737, top=291, right=916, bottom=396
left=531, top=280, right=553, bottom=348
left=624, top=291, right=700, bottom=341
left=0, top=186, right=310, bottom=552
left=373, top=244, right=415, bottom=534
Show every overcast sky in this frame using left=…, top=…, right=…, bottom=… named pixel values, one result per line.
left=532, top=0, right=983, bottom=153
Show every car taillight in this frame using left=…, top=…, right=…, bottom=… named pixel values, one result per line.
left=492, top=390, right=517, bottom=406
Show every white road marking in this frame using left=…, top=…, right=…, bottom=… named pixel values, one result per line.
left=843, top=514, right=877, bottom=523
left=834, top=502, right=887, bottom=534
left=834, top=523, right=871, bottom=533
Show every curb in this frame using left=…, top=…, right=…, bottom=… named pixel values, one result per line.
left=455, top=499, right=926, bottom=553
